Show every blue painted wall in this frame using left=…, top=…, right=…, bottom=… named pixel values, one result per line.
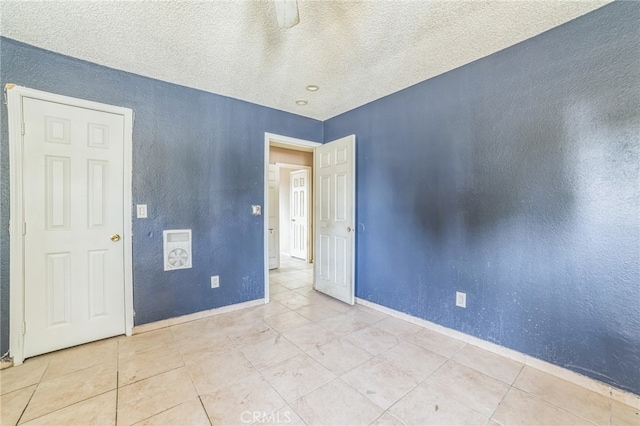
left=0, top=37, right=323, bottom=354
left=325, top=2, right=640, bottom=394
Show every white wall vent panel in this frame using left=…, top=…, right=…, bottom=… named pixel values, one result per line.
left=163, top=229, right=192, bottom=271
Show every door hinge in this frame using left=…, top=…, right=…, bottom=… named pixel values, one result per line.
left=22, top=321, right=26, bottom=335
left=21, top=122, right=25, bottom=135
left=22, top=222, right=26, bottom=235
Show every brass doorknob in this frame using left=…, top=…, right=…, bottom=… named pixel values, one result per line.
left=110, top=234, right=121, bottom=242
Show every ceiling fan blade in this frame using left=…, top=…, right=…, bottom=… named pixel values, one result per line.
left=273, top=0, right=299, bottom=29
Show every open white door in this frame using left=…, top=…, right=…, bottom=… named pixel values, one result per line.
left=290, top=169, right=309, bottom=261
left=268, top=164, right=280, bottom=269
left=314, top=135, right=356, bottom=305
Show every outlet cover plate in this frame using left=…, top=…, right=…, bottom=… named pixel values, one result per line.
left=456, top=291, right=466, bottom=308
left=211, top=276, right=220, bottom=288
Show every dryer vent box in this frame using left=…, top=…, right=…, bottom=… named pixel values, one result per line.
left=163, top=229, right=192, bottom=271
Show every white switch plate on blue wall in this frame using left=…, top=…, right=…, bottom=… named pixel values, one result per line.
left=137, top=204, right=148, bottom=218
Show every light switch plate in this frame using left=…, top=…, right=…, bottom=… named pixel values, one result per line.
left=137, top=204, right=148, bottom=218
left=252, top=205, right=261, bottom=216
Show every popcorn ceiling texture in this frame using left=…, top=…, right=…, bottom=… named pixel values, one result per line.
left=0, top=0, right=609, bottom=120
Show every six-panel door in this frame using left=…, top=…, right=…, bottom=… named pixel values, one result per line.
left=22, top=97, right=126, bottom=357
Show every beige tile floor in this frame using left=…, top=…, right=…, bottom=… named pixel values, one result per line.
left=1, top=256, right=638, bottom=425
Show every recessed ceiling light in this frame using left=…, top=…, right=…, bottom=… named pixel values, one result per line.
left=296, top=99, right=308, bottom=106
left=306, top=85, right=319, bottom=92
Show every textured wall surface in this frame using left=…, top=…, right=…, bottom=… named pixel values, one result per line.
left=324, top=2, right=640, bottom=394
left=0, top=37, right=322, bottom=355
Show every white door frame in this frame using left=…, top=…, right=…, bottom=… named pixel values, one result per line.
left=6, top=84, right=134, bottom=365
left=263, top=133, right=321, bottom=303
left=268, top=164, right=280, bottom=270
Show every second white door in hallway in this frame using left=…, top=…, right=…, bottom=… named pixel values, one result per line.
left=290, top=169, right=309, bottom=261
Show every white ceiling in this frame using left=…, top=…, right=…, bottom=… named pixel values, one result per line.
left=1, top=1, right=609, bottom=121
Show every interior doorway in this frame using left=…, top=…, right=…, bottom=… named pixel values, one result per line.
left=263, top=134, right=321, bottom=302
left=269, top=148, right=314, bottom=265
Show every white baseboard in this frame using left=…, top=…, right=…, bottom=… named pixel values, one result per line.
left=132, top=299, right=265, bottom=335
left=355, top=297, right=640, bottom=408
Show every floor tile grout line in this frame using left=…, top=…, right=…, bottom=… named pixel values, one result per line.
left=16, top=355, right=121, bottom=425
left=255, top=357, right=304, bottom=422
left=407, top=357, right=491, bottom=419
left=375, top=378, right=425, bottom=425
left=485, top=363, right=526, bottom=423
left=512, top=385, right=602, bottom=425
left=510, top=366, right=612, bottom=425
left=356, top=335, right=453, bottom=419
left=14, top=380, right=40, bottom=425
left=18, top=387, right=117, bottom=425
left=350, top=363, right=423, bottom=415
left=420, top=348, right=521, bottom=421
left=301, top=339, right=371, bottom=377
left=0, top=355, right=50, bottom=397
left=127, top=399, right=193, bottom=426
left=197, top=395, right=214, bottom=426
left=38, top=359, right=111, bottom=384
left=421, top=381, right=491, bottom=421
left=117, top=364, right=185, bottom=390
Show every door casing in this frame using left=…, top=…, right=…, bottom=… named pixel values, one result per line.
left=263, top=133, right=320, bottom=303
left=6, top=85, right=134, bottom=365
left=268, top=164, right=280, bottom=270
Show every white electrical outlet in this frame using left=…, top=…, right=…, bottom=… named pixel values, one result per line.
left=211, top=276, right=220, bottom=288
left=456, top=291, right=467, bottom=308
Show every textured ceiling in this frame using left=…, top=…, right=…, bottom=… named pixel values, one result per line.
left=1, top=1, right=609, bottom=120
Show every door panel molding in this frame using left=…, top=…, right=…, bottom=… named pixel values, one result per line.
left=6, top=84, right=134, bottom=365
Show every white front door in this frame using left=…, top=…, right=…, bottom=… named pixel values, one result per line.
left=268, top=164, right=280, bottom=269
left=22, top=97, right=126, bottom=358
left=314, top=135, right=356, bottom=305
left=290, top=169, right=308, bottom=261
